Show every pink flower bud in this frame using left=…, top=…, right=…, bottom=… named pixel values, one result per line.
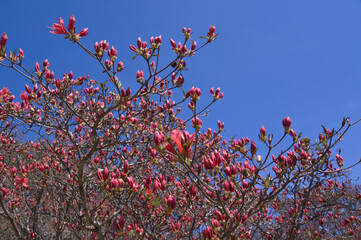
left=207, top=25, right=216, bottom=37
left=25, top=84, right=32, bottom=94
left=124, top=160, right=129, bottom=174
left=170, top=39, right=176, bottom=49
left=99, top=40, right=109, bottom=51
left=94, top=42, right=99, bottom=52
left=78, top=28, right=88, bottom=37
left=35, top=62, right=41, bottom=73
left=137, top=37, right=142, bottom=49
left=105, top=59, right=113, bottom=70
left=117, top=61, right=124, bottom=72
left=108, top=46, right=117, bottom=59
left=191, top=41, right=196, bottom=51
left=129, top=45, right=137, bottom=52
left=0, top=33, right=7, bottom=48
left=149, top=37, right=154, bottom=45
left=192, top=116, right=203, bottom=130
left=186, top=87, right=201, bottom=101
left=20, top=91, right=28, bottom=102
left=242, top=179, right=248, bottom=189
left=97, top=168, right=103, bottom=181
left=136, top=70, right=144, bottom=80
left=189, top=185, right=197, bottom=196
left=102, top=167, right=109, bottom=181
left=154, top=131, right=165, bottom=145
left=336, top=154, right=344, bottom=167
left=171, top=223, right=176, bottom=232
left=165, top=195, right=176, bottom=209
left=241, top=213, right=248, bottom=224
left=114, top=216, right=125, bottom=230
left=282, top=117, right=292, bottom=133
left=68, top=70, right=73, bottom=79
left=224, top=166, right=233, bottom=177
left=180, top=45, right=188, bottom=55
left=110, top=178, right=117, bottom=189
left=17, top=48, right=24, bottom=59
left=68, top=15, right=75, bottom=31
left=251, top=140, right=257, bottom=156
left=202, top=226, right=214, bottom=240
left=126, top=88, right=131, bottom=97
left=43, top=59, right=50, bottom=69
left=127, top=176, right=134, bottom=189
left=212, top=218, right=220, bottom=228
left=260, top=126, right=267, bottom=142
left=155, top=35, right=162, bottom=44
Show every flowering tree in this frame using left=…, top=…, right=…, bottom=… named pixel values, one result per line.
left=0, top=16, right=360, bottom=239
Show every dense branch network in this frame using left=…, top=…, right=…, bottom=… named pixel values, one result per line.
left=0, top=15, right=360, bottom=240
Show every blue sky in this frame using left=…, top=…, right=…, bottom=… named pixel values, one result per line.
left=1, top=0, right=361, bottom=178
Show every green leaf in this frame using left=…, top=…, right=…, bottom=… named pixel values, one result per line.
left=181, top=88, right=186, bottom=98
left=265, top=175, right=271, bottom=189
left=200, top=36, right=207, bottom=39
left=132, top=54, right=138, bottom=60
left=151, top=197, right=161, bottom=207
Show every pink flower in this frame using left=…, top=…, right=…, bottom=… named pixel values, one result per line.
left=251, top=140, right=257, bottom=156
left=129, top=45, right=137, bottom=52
left=336, top=154, right=344, bottom=168
left=78, top=28, right=88, bottom=37
left=102, top=167, right=109, bottom=181
left=0, top=33, right=7, bottom=48
left=97, top=168, right=103, bottom=181
left=282, top=116, right=292, bottom=133
left=50, top=17, right=68, bottom=35
left=34, top=62, right=40, bottom=74
left=117, top=61, right=124, bottom=72
left=202, top=226, right=214, bottom=240
left=137, top=37, right=142, bottom=48
left=109, top=178, right=118, bottom=189
left=154, top=131, right=165, bottom=145
left=260, top=125, right=267, bottom=142
left=241, top=213, right=248, bottom=224
left=191, top=41, right=196, bottom=51
left=165, top=195, right=176, bottom=209
left=114, top=216, right=125, bottom=230
left=170, top=129, right=184, bottom=153
left=136, top=70, right=144, bottom=80
left=192, top=117, right=203, bottom=130
left=124, top=160, right=129, bottom=174
left=17, top=48, right=24, bottom=60
left=207, top=25, right=216, bottom=37
left=68, top=15, right=75, bottom=31
left=108, top=46, right=117, bottom=61
left=15, top=177, right=29, bottom=188
left=170, top=38, right=176, bottom=49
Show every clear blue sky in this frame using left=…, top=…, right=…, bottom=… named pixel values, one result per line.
left=1, top=0, right=361, bottom=178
